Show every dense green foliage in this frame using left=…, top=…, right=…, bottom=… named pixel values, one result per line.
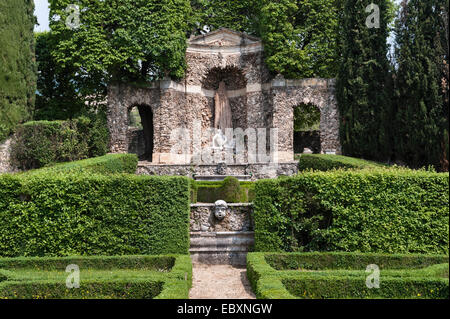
left=0, top=0, right=37, bottom=142
left=263, top=252, right=449, bottom=270
left=35, top=32, right=106, bottom=120
left=46, top=0, right=344, bottom=85
left=259, top=0, right=342, bottom=78
left=191, top=180, right=255, bottom=203
left=336, top=0, right=394, bottom=162
left=253, top=169, right=449, bottom=254
left=219, top=177, right=243, bottom=203
left=49, top=0, right=191, bottom=82
left=10, top=116, right=109, bottom=170
left=0, top=255, right=192, bottom=299
left=247, top=252, right=449, bottom=299
left=24, top=154, right=138, bottom=176
left=294, top=103, right=320, bottom=132
left=0, top=174, right=191, bottom=257
left=191, top=0, right=260, bottom=35
left=394, top=0, right=449, bottom=170
left=297, top=154, right=387, bottom=171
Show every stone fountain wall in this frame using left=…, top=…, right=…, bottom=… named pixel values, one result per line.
left=107, top=29, right=341, bottom=168
left=189, top=203, right=255, bottom=266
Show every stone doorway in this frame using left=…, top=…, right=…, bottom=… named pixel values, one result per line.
left=293, top=103, right=321, bottom=154
left=127, top=105, right=154, bottom=161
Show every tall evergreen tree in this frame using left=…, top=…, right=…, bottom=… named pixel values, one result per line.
left=336, top=0, right=393, bottom=161
left=394, top=0, right=447, bottom=169
left=0, top=0, right=37, bottom=142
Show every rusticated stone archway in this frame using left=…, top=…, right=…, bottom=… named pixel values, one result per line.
left=107, top=28, right=341, bottom=166
left=271, top=77, right=341, bottom=161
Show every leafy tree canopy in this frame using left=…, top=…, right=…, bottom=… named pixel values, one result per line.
left=49, top=0, right=192, bottom=83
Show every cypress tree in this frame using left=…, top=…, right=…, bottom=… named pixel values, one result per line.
left=394, top=0, right=447, bottom=169
left=0, top=0, right=37, bottom=142
left=336, top=0, right=393, bottom=161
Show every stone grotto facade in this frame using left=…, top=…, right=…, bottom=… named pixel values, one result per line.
left=107, top=28, right=341, bottom=179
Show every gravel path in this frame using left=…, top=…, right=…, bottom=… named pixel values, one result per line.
left=189, top=264, right=256, bottom=299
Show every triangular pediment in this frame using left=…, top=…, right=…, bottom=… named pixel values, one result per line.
left=189, top=28, right=261, bottom=47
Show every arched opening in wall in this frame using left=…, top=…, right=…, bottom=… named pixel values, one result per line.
left=293, top=103, right=321, bottom=154
left=127, top=105, right=154, bottom=161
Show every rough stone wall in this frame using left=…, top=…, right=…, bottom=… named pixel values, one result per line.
left=272, top=78, right=341, bottom=161
left=107, top=30, right=340, bottom=166
left=107, top=84, right=160, bottom=154
left=0, top=138, right=17, bottom=174
left=190, top=203, right=253, bottom=232
left=136, top=162, right=298, bottom=180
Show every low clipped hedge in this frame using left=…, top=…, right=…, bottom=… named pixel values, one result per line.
left=24, top=154, right=138, bottom=175
left=0, top=173, right=190, bottom=257
left=10, top=116, right=109, bottom=170
left=191, top=179, right=255, bottom=203
left=263, top=252, right=449, bottom=271
left=0, top=254, right=192, bottom=299
left=0, top=280, right=164, bottom=299
left=283, top=276, right=448, bottom=299
left=0, top=255, right=175, bottom=270
left=247, top=252, right=449, bottom=299
left=297, top=154, right=387, bottom=171
left=254, top=168, right=449, bottom=254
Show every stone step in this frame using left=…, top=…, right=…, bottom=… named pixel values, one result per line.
left=190, top=232, right=254, bottom=266
left=194, top=175, right=252, bottom=182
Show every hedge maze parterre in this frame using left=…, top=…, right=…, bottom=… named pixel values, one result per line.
left=247, top=252, right=449, bottom=299
left=0, top=255, right=192, bottom=299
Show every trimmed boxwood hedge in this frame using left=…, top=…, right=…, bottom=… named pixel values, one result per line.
left=247, top=252, right=449, bottom=299
left=0, top=280, right=164, bottom=299
left=23, top=154, right=138, bottom=175
left=191, top=179, right=255, bottom=203
left=0, top=173, right=190, bottom=257
left=10, top=117, right=109, bottom=170
left=282, top=276, right=449, bottom=299
left=0, top=254, right=192, bottom=299
left=0, top=255, right=175, bottom=270
left=254, top=168, right=449, bottom=254
left=297, top=154, right=387, bottom=171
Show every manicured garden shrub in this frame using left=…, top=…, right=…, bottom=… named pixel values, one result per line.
left=0, top=173, right=190, bottom=257
left=247, top=252, right=449, bottom=299
left=0, top=254, right=192, bottom=299
left=0, top=280, right=164, bottom=299
left=253, top=169, right=449, bottom=254
left=25, top=154, right=138, bottom=175
left=297, top=154, right=387, bottom=171
left=0, top=255, right=175, bottom=270
left=220, top=177, right=242, bottom=203
left=263, top=252, right=449, bottom=271
left=283, top=276, right=449, bottom=299
left=10, top=116, right=109, bottom=170
left=192, top=179, right=255, bottom=203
